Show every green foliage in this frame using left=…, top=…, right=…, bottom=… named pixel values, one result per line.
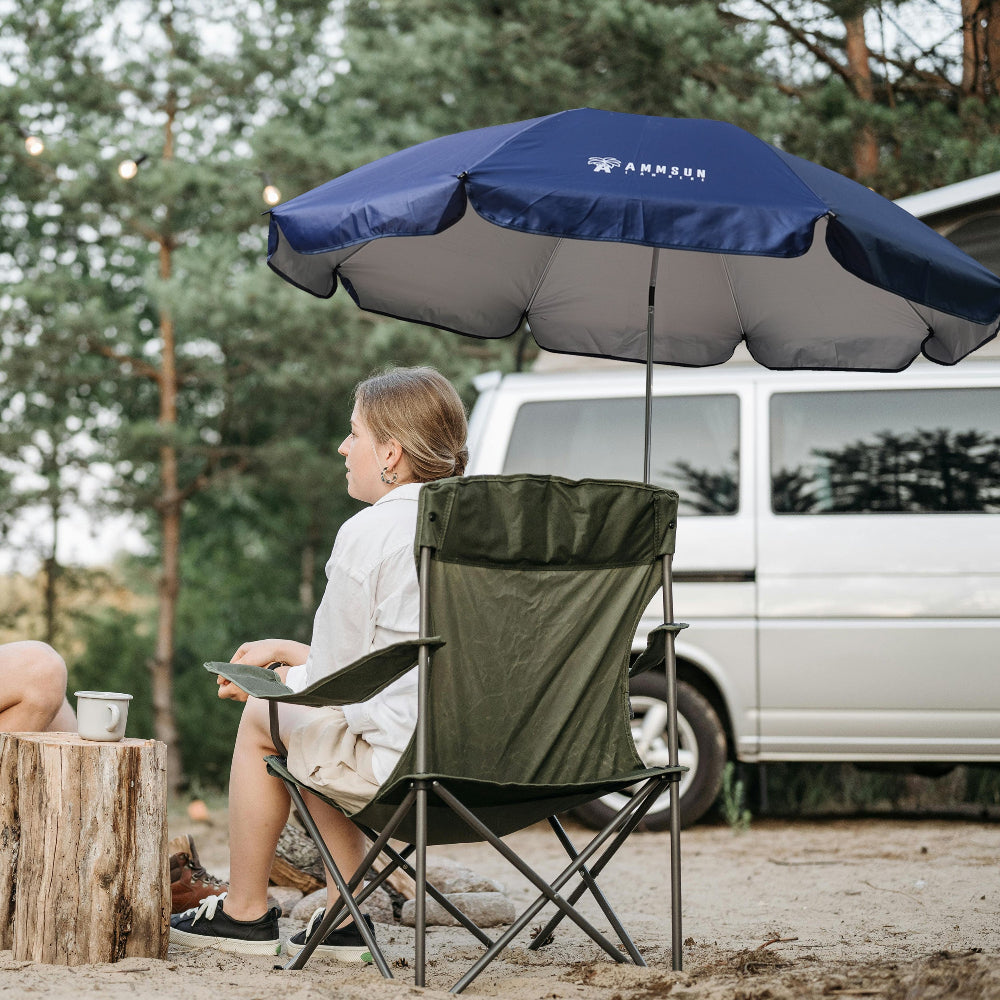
left=67, top=608, right=156, bottom=741
left=256, top=0, right=790, bottom=189
left=721, top=762, right=752, bottom=833
left=962, top=766, right=1000, bottom=807
left=68, top=603, right=246, bottom=788
left=750, top=762, right=1000, bottom=817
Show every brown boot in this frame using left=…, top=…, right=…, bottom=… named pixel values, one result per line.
left=169, top=834, right=229, bottom=914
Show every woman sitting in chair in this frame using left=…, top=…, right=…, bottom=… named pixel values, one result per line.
left=170, top=365, right=468, bottom=958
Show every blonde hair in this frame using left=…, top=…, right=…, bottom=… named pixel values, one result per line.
left=354, top=366, right=468, bottom=483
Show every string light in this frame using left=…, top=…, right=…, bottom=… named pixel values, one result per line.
left=118, top=154, right=149, bottom=180
left=11, top=124, right=283, bottom=203
left=261, top=174, right=281, bottom=206
left=10, top=124, right=44, bottom=156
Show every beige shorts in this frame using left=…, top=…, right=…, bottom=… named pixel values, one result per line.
left=283, top=705, right=381, bottom=815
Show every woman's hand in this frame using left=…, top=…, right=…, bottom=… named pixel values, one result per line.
left=217, top=638, right=308, bottom=701
left=230, top=638, right=310, bottom=668
left=217, top=674, right=251, bottom=702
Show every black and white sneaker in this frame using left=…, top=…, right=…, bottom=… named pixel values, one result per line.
left=285, top=909, right=375, bottom=962
left=170, top=893, right=281, bottom=956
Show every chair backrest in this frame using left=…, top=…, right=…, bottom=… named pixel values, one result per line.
left=356, top=474, right=679, bottom=841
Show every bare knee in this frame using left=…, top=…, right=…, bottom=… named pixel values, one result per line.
left=0, top=642, right=69, bottom=729
left=21, top=641, right=67, bottom=681
left=236, top=697, right=278, bottom=751
left=21, top=643, right=68, bottom=709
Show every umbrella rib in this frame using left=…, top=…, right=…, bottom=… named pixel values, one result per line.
left=721, top=255, right=747, bottom=338
left=524, top=237, right=565, bottom=319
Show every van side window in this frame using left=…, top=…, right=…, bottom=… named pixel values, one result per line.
left=503, top=395, right=740, bottom=515
left=770, top=388, right=1000, bottom=514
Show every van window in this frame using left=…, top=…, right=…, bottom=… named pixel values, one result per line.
left=503, top=395, right=740, bottom=515
left=770, top=387, right=1000, bottom=514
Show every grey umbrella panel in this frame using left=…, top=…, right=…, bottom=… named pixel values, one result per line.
left=267, top=209, right=996, bottom=371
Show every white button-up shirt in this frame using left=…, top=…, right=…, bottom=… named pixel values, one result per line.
left=284, top=483, right=421, bottom=783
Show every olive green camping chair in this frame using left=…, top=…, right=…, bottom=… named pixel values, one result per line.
left=208, top=474, right=687, bottom=992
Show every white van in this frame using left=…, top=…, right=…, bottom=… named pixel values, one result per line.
left=466, top=361, right=1000, bottom=827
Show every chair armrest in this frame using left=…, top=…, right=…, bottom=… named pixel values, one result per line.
left=629, top=623, right=689, bottom=678
left=204, top=636, right=445, bottom=707
left=204, top=660, right=296, bottom=699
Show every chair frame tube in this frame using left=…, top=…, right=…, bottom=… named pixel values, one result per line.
left=527, top=805, right=666, bottom=964
left=280, top=780, right=390, bottom=976
left=436, top=778, right=666, bottom=993
left=414, top=545, right=433, bottom=986
left=662, top=553, right=683, bottom=971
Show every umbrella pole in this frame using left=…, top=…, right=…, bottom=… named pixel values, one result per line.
left=643, top=249, right=660, bottom=484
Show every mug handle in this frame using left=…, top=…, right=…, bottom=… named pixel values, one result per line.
left=105, top=704, right=121, bottom=733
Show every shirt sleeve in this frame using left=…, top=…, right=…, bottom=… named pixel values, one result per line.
left=299, top=535, right=373, bottom=690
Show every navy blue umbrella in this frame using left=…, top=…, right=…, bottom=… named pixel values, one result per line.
left=267, top=108, right=1000, bottom=476
left=268, top=108, right=1000, bottom=367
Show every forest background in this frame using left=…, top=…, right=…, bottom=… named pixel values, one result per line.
left=2, top=0, right=1000, bottom=806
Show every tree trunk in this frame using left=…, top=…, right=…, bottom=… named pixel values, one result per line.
left=42, top=555, right=58, bottom=647
left=986, top=1, right=1000, bottom=96
left=844, top=11, right=879, bottom=181
left=42, top=457, right=60, bottom=646
left=964, top=0, right=1000, bottom=97
left=0, top=733, right=168, bottom=965
left=151, top=87, right=184, bottom=795
left=153, top=303, right=183, bottom=793
left=963, top=0, right=983, bottom=95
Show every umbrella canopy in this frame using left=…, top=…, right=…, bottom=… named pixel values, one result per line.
left=267, top=107, right=1000, bottom=372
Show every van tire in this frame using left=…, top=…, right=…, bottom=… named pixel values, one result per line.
left=571, top=674, right=727, bottom=830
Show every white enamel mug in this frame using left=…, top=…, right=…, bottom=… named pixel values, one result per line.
left=75, top=691, right=133, bottom=742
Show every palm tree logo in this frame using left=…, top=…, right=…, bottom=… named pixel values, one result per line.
left=587, top=156, right=622, bottom=173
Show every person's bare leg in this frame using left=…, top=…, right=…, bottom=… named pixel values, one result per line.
left=300, top=787, right=367, bottom=926
left=48, top=696, right=76, bottom=732
left=0, top=641, right=75, bottom=733
left=223, top=699, right=366, bottom=925
left=221, top=697, right=293, bottom=921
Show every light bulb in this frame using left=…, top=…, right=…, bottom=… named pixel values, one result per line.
left=118, top=158, right=140, bottom=180
left=24, top=134, right=44, bottom=156
left=262, top=183, right=281, bottom=206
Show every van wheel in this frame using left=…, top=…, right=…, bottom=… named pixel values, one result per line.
left=571, top=674, right=727, bottom=830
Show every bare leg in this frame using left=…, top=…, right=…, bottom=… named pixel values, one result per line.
left=0, top=641, right=75, bottom=733
left=301, top=787, right=367, bottom=924
left=48, top=697, right=77, bottom=732
left=222, top=697, right=293, bottom=921
left=223, top=698, right=366, bottom=925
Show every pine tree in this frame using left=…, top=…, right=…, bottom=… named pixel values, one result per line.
left=729, top=1, right=1000, bottom=192
left=0, top=0, right=338, bottom=789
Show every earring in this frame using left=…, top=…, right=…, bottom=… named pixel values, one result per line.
left=381, top=466, right=398, bottom=485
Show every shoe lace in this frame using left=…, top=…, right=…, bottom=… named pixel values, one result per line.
left=177, top=836, right=228, bottom=888
left=184, top=891, right=228, bottom=925
left=190, top=863, right=227, bottom=888
left=304, top=906, right=326, bottom=939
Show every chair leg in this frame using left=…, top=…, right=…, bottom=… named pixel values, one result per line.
left=367, top=839, right=494, bottom=947
left=537, top=815, right=645, bottom=964
left=280, top=782, right=392, bottom=977
left=668, top=771, right=683, bottom=972
left=434, top=784, right=647, bottom=994
left=414, top=781, right=429, bottom=988
left=528, top=777, right=669, bottom=958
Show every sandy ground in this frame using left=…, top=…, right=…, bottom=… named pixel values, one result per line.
left=1, top=809, right=997, bottom=998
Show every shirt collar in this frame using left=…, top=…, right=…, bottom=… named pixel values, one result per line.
left=372, top=482, right=422, bottom=506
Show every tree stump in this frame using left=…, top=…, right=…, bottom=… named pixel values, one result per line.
left=0, top=732, right=168, bottom=965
